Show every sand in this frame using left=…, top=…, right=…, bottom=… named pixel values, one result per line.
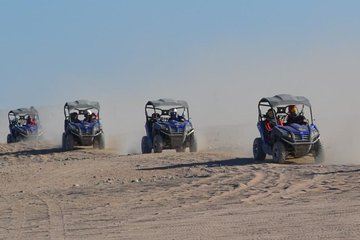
left=0, top=141, right=359, bottom=239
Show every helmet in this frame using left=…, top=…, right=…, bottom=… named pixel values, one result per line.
left=86, top=110, right=92, bottom=116
left=288, top=105, right=298, bottom=115
left=170, top=108, right=177, bottom=118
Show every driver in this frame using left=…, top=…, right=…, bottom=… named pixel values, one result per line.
left=286, top=105, right=307, bottom=125
left=169, top=108, right=185, bottom=122
left=84, top=110, right=93, bottom=122
left=169, top=109, right=178, bottom=121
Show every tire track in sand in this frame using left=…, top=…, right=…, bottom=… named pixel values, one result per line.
left=0, top=196, right=16, bottom=239
left=0, top=194, right=28, bottom=240
left=240, top=165, right=326, bottom=204
left=38, top=193, right=66, bottom=240
left=129, top=166, right=267, bottom=224
left=0, top=192, right=66, bottom=240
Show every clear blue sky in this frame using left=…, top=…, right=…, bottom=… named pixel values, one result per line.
left=1, top=0, right=359, bottom=120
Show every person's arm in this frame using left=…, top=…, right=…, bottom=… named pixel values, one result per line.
left=265, top=121, right=272, bottom=131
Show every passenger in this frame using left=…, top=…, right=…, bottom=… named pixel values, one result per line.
left=264, top=109, right=276, bottom=131
left=84, top=110, right=92, bottom=122
left=26, top=115, right=37, bottom=126
left=151, top=112, right=160, bottom=122
left=286, top=105, right=307, bottom=125
left=90, top=113, right=97, bottom=122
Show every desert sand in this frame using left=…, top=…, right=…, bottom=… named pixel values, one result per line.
left=0, top=141, right=359, bottom=240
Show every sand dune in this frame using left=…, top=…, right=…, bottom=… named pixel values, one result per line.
left=0, top=142, right=359, bottom=239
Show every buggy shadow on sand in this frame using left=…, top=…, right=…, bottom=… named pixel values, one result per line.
left=253, top=94, right=324, bottom=164
left=62, top=100, right=105, bottom=151
left=7, top=107, right=43, bottom=143
left=141, top=98, right=197, bottom=153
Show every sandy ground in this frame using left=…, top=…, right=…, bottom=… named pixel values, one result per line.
left=0, top=142, right=360, bottom=240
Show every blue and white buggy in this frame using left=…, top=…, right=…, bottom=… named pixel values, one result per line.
left=253, top=94, right=324, bottom=163
left=141, top=98, right=197, bottom=153
left=7, top=107, right=43, bottom=143
left=62, top=100, right=105, bottom=151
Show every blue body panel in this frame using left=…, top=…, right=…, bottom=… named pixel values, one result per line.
left=70, top=120, right=101, bottom=136
left=165, top=120, right=191, bottom=133
left=11, top=124, right=41, bottom=137
left=257, top=121, right=320, bottom=156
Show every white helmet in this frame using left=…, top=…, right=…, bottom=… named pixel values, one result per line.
left=86, top=110, right=92, bottom=116
left=170, top=108, right=177, bottom=118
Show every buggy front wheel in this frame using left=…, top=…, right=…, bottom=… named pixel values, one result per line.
left=253, top=138, right=266, bottom=161
left=273, top=141, right=286, bottom=164
left=94, top=134, right=105, bottom=149
left=141, top=136, right=152, bottom=154
left=313, top=140, right=324, bottom=164
left=153, top=135, right=163, bottom=153
left=63, top=133, right=74, bottom=151
left=189, top=134, right=197, bottom=152
left=7, top=134, right=14, bottom=144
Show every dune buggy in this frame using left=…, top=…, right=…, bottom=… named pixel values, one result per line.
left=253, top=94, right=324, bottom=163
left=62, top=100, right=105, bottom=151
left=141, top=98, right=197, bottom=153
left=7, top=106, right=43, bottom=143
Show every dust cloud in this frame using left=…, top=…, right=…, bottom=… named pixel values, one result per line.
left=0, top=44, right=359, bottom=164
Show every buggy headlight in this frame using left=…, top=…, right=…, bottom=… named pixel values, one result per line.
left=93, top=125, right=100, bottom=133
left=70, top=125, right=79, bottom=133
left=311, top=129, right=319, bottom=139
left=279, top=129, right=292, bottom=139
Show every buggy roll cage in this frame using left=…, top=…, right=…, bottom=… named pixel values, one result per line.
left=8, top=107, right=40, bottom=125
left=145, top=98, right=190, bottom=122
left=64, top=100, right=100, bottom=119
left=258, top=94, right=314, bottom=125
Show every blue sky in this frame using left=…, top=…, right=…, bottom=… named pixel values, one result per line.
left=1, top=1, right=360, bottom=155
left=1, top=1, right=359, bottom=108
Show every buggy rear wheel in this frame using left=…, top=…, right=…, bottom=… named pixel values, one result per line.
left=273, top=141, right=286, bottom=164
left=7, top=134, right=14, bottom=144
left=141, top=136, right=152, bottom=154
left=253, top=138, right=266, bottom=161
